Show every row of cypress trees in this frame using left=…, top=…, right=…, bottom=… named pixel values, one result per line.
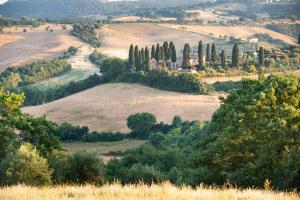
left=128, top=42, right=178, bottom=71
left=130, top=41, right=265, bottom=71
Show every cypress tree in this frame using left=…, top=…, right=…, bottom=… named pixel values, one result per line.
left=134, top=45, right=139, bottom=69
left=155, top=43, right=160, bottom=62
left=141, top=48, right=145, bottom=64
left=145, top=46, right=151, bottom=71
left=221, top=50, right=226, bottom=68
left=163, top=41, right=169, bottom=60
left=231, top=43, right=240, bottom=68
left=151, top=45, right=156, bottom=59
left=137, top=51, right=142, bottom=71
left=211, top=43, right=217, bottom=64
left=128, top=44, right=135, bottom=69
left=259, top=47, right=264, bottom=66
left=170, top=42, right=177, bottom=63
left=206, top=44, right=211, bottom=63
left=298, top=34, right=300, bottom=44
left=198, top=40, right=204, bottom=69
left=182, top=43, right=191, bottom=69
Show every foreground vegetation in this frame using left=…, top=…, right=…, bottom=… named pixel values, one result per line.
left=0, top=183, right=299, bottom=200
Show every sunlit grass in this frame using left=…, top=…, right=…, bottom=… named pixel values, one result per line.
left=0, top=183, right=299, bottom=200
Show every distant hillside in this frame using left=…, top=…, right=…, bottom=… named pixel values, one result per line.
left=0, top=0, right=211, bottom=19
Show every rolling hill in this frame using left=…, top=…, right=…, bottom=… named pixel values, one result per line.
left=22, top=83, right=221, bottom=132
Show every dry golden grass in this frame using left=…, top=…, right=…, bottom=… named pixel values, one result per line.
left=0, top=24, right=82, bottom=71
left=0, top=183, right=299, bottom=200
left=159, top=24, right=297, bottom=44
left=99, top=23, right=212, bottom=58
left=22, top=83, right=220, bottom=132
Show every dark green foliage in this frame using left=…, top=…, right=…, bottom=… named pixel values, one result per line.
left=71, top=23, right=100, bottom=48
left=61, top=46, right=78, bottom=59
left=231, top=43, right=240, bottom=68
left=197, top=40, right=204, bottom=70
left=52, top=122, right=89, bottom=141
left=83, top=132, right=126, bottom=142
left=51, top=151, right=106, bottom=185
left=253, top=33, right=288, bottom=47
left=259, top=46, right=264, bottom=66
left=211, top=43, right=217, bottom=64
left=182, top=43, right=191, bottom=69
left=151, top=45, right=156, bottom=59
left=118, top=69, right=210, bottom=94
left=0, top=60, right=71, bottom=89
left=145, top=47, right=151, bottom=71
left=89, top=50, right=105, bottom=66
left=155, top=43, right=161, bottom=62
left=127, top=113, right=157, bottom=139
left=128, top=44, right=135, bottom=69
left=134, top=45, right=140, bottom=68
left=148, top=132, right=166, bottom=148
left=206, top=44, right=211, bottom=62
left=163, top=41, right=169, bottom=60
left=0, top=17, right=42, bottom=27
left=160, top=47, right=165, bottom=62
left=170, top=42, right=177, bottom=64
left=101, top=58, right=127, bottom=81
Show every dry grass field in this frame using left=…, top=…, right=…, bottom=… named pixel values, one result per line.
left=99, top=23, right=213, bottom=58
left=0, top=183, right=299, bottom=200
left=0, top=24, right=82, bottom=71
left=22, top=83, right=220, bottom=132
left=62, top=139, right=145, bottom=163
left=159, top=24, right=297, bottom=44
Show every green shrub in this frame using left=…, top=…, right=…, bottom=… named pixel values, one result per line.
left=0, top=143, right=52, bottom=186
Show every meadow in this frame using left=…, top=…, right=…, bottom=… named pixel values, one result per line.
left=0, top=183, right=299, bottom=200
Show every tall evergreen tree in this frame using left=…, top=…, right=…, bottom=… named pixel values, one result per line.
left=221, top=50, right=226, bottom=68
left=141, top=48, right=145, bottom=64
left=128, top=44, right=135, bottom=70
left=134, top=45, right=139, bottom=69
left=259, top=47, right=264, bottom=66
left=211, top=43, right=217, bottom=64
left=163, top=41, right=169, bottom=60
left=182, top=43, right=191, bottom=69
left=137, top=51, right=142, bottom=71
left=198, top=40, right=204, bottom=70
left=151, top=45, right=156, bottom=59
left=170, top=42, right=177, bottom=63
left=155, top=43, right=160, bottom=62
left=206, top=44, right=211, bottom=63
left=231, top=43, right=240, bottom=68
left=298, top=34, right=300, bottom=44
left=145, top=47, right=151, bottom=71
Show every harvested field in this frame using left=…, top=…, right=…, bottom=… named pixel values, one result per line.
left=99, top=23, right=213, bottom=58
left=22, top=83, right=221, bottom=132
left=159, top=24, right=297, bottom=44
left=0, top=24, right=82, bottom=71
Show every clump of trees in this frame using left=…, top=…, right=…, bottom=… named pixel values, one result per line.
left=72, top=23, right=101, bottom=47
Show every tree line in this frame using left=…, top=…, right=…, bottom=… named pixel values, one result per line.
left=71, top=23, right=101, bottom=48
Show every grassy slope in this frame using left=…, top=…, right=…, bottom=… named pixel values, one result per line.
left=22, top=83, right=220, bottom=132
left=0, top=183, right=299, bottom=200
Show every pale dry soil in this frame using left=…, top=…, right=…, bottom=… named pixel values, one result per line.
left=22, top=83, right=221, bottom=132
left=0, top=24, right=82, bottom=71
left=99, top=23, right=214, bottom=58
left=0, top=184, right=299, bottom=200
left=160, top=24, right=297, bottom=44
